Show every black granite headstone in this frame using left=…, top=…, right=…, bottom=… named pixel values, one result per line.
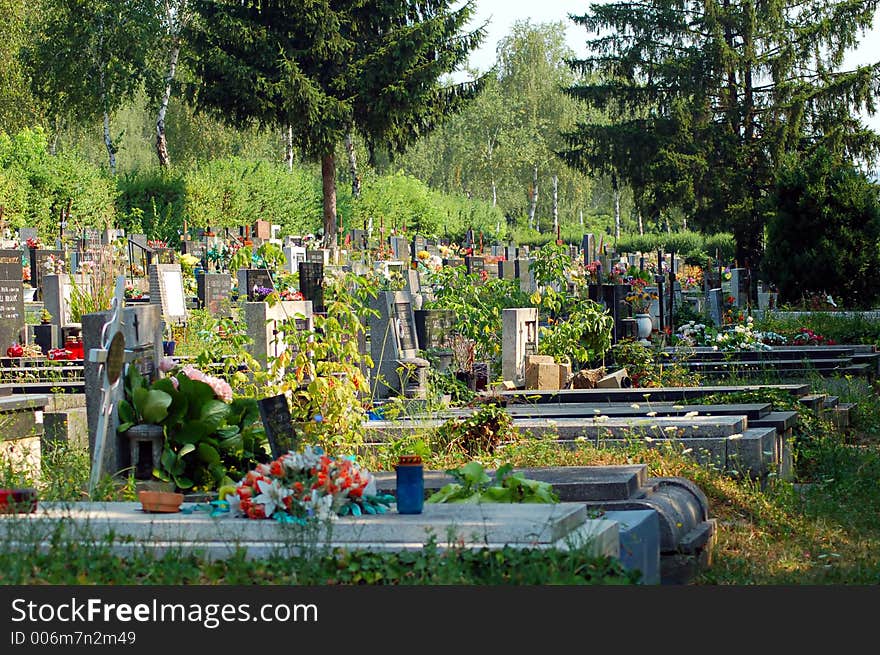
left=197, top=272, right=232, bottom=316
left=243, top=269, right=275, bottom=301
left=414, top=308, right=456, bottom=350
left=258, top=393, right=298, bottom=459
left=29, top=249, right=65, bottom=295
left=394, top=301, right=418, bottom=351
left=411, top=235, right=427, bottom=260
left=183, top=240, right=207, bottom=263
left=298, top=262, right=324, bottom=313
left=0, top=279, right=24, bottom=348
left=0, top=249, right=23, bottom=281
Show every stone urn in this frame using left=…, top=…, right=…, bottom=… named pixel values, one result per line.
left=635, top=313, right=653, bottom=342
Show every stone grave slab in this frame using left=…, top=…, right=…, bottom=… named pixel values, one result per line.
left=0, top=502, right=620, bottom=560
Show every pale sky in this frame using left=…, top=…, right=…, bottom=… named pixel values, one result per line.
left=461, top=0, right=880, bottom=130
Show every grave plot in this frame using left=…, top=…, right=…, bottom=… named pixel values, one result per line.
left=658, top=345, right=879, bottom=381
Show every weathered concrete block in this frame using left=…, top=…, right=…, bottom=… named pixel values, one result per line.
left=526, top=362, right=560, bottom=390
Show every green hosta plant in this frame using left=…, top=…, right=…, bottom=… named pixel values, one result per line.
left=117, top=364, right=268, bottom=491
left=426, top=462, right=559, bottom=504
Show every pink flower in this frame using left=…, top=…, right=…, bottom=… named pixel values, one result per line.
left=158, top=357, right=176, bottom=373
left=180, top=364, right=232, bottom=402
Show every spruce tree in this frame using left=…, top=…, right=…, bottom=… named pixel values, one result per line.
left=186, top=0, right=485, bottom=246
left=560, top=0, right=880, bottom=269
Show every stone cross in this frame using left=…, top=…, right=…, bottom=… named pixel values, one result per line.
left=86, top=275, right=127, bottom=496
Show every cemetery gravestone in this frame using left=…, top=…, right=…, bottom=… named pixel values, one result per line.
left=349, top=229, right=367, bottom=251
left=197, top=272, right=233, bottom=317
left=369, top=291, right=428, bottom=399
left=307, top=249, right=328, bottom=266
left=390, top=236, right=409, bottom=262
left=298, top=262, right=324, bottom=313
left=30, top=249, right=65, bottom=297
left=237, top=268, right=274, bottom=301
left=83, top=302, right=163, bottom=480
left=414, top=308, right=456, bottom=351
left=411, top=235, right=427, bottom=259
left=149, top=264, right=187, bottom=326
left=42, top=274, right=73, bottom=329
left=244, top=299, right=313, bottom=372
left=183, top=240, right=207, bottom=264
left=708, top=288, right=723, bottom=327
left=0, top=249, right=23, bottom=282
left=499, top=260, right=516, bottom=280
left=0, top=278, right=24, bottom=350
left=283, top=245, right=307, bottom=274
left=502, top=308, right=539, bottom=387
left=258, top=393, right=298, bottom=459
left=254, top=220, right=272, bottom=241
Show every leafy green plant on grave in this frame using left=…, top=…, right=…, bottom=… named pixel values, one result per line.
left=422, top=263, right=530, bottom=370
left=426, top=461, right=559, bottom=504
left=269, top=269, right=379, bottom=452
left=433, top=402, right=515, bottom=456
left=190, top=310, right=265, bottom=396
left=116, top=365, right=269, bottom=491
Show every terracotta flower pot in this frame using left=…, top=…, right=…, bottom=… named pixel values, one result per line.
left=138, top=490, right=184, bottom=513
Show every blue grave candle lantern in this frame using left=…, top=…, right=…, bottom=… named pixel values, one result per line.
left=395, top=455, right=424, bottom=514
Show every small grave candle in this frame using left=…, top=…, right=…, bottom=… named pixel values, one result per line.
left=395, top=455, right=424, bottom=514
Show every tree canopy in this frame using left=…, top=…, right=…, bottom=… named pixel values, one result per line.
left=560, top=0, right=880, bottom=269
left=186, top=0, right=486, bottom=246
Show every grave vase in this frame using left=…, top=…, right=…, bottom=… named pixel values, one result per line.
left=635, top=314, right=653, bottom=341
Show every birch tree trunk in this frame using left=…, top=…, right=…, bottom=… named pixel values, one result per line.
left=613, top=174, right=621, bottom=242
left=103, top=108, right=116, bottom=175
left=321, top=151, right=338, bottom=248
left=552, top=175, right=559, bottom=234
left=285, top=125, right=294, bottom=172
left=527, top=164, right=538, bottom=231
left=344, top=131, right=360, bottom=199
left=155, top=42, right=180, bottom=168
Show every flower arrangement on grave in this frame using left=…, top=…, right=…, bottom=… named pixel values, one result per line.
left=25, top=237, right=41, bottom=249
left=124, top=282, right=144, bottom=300
left=791, top=327, right=835, bottom=346
left=147, top=239, right=167, bottom=249
left=607, top=261, right=630, bottom=285
left=714, top=316, right=771, bottom=351
left=252, top=285, right=275, bottom=301
left=278, top=288, right=305, bottom=301
left=722, top=294, right=745, bottom=325
left=21, top=265, right=30, bottom=286
left=584, top=259, right=601, bottom=284
left=626, top=279, right=658, bottom=315
left=43, top=254, right=64, bottom=275
left=226, top=446, right=394, bottom=522
left=77, top=260, right=95, bottom=276
left=681, top=264, right=703, bottom=290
